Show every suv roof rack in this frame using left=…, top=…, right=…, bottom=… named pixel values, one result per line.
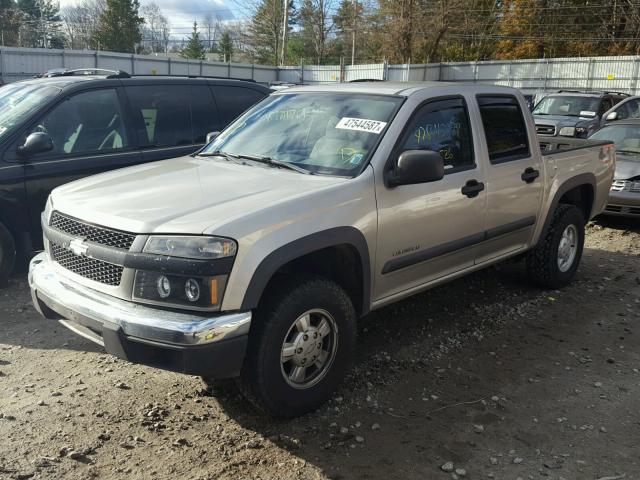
left=62, top=68, right=131, bottom=79
left=602, top=91, right=631, bottom=97
left=131, top=74, right=256, bottom=83
left=556, top=89, right=631, bottom=97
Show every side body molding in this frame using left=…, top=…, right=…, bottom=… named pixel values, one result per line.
left=240, top=227, right=372, bottom=316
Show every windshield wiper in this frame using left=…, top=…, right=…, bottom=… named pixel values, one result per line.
left=197, top=150, right=240, bottom=161
left=234, top=154, right=313, bottom=175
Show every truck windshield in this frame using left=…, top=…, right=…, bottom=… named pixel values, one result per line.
left=0, top=83, right=60, bottom=140
left=200, top=93, right=403, bottom=176
left=590, top=124, right=640, bottom=157
left=533, top=95, right=600, bottom=117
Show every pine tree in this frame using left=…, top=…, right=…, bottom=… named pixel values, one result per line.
left=218, top=30, right=233, bottom=62
left=16, top=0, right=64, bottom=48
left=94, top=0, right=143, bottom=53
left=181, top=21, right=206, bottom=60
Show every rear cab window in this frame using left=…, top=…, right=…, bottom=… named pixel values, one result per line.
left=477, top=95, right=530, bottom=163
left=399, top=97, right=475, bottom=174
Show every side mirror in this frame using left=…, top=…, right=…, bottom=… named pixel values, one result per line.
left=606, top=111, right=618, bottom=121
left=387, top=150, right=445, bottom=187
left=206, top=131, right=220, bottom=143
left=17, top=132, right=53, bottom=157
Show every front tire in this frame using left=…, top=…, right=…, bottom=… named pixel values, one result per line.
left=526, top=204, right=585, bottom=289
left=238, top=276, right=357, bottom=418
left=0, top=223, right=16, bottom=287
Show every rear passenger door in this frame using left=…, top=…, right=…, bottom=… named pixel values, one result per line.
left=125, top=84, right=200, bottom=162
left=474, top=95, right=543, bottom=263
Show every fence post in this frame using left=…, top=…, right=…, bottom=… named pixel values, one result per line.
left=94, top=50, right=99, bottom=68
left=61, top=50, right=65, bottom=69
left=251, top=63, right=255, bottom=81
left=473, top=61, right=478, bottom=84
left=383, top=58, right=388, bottom=81
left=227, top=61, right=230, bottom=78
left=507, top=61, right=512, bottom=88
left=300, top=59, right=304, bottom=85
left=630, top=57, right=640, bottom=95
left=438, top=62, right=443, bottom=82
left=168, top=57, right=171, bottom=75
left=586, top=57, right=595, bottom=91
left=200, top=59, right=203, bottom=76
left=130, top=54, right=135, bottom=75
left=0, top=48, right=4, bottom=84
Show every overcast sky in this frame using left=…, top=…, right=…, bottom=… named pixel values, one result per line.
left=59, top=0, right=239, bottom=36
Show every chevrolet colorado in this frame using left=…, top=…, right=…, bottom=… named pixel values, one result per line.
left=29, top=82, right=615, bottom=417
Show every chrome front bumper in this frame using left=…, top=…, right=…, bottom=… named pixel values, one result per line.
left=29, top=253, right=251, bottom=378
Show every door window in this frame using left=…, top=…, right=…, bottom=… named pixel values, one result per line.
left=28, top=89, right=127, bottom=156
left=478, top=96, right=529, bottom=163
left=212, top=86, right=267, bottom=126
left=399, top=98, right=475, bottom=173
left=126, top=85, right=192, bottom=147
left=616, top=99, right=640, bottom=120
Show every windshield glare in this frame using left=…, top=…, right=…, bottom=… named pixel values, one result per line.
left=202, top=93, right=403, bottom=176
left=533, top=95, right=600, bottom=117
left=0, top=83, right=60, bottom=139
left=590, top=125, right=640, bottom=158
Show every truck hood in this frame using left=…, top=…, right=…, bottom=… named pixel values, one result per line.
left=51, top=156, right=347, bottom=234
left=614, top=154, right=640, bottom=180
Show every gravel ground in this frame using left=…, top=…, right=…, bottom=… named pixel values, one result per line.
left=1, top=217, right=639, bottom=480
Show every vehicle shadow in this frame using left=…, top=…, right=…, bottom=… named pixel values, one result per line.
left=210, top=246, right=640, bottom=479
left=592, top=215, right=640, bottom=232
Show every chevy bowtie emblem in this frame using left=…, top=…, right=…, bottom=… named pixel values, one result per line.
left=69, top=238, right=89, bottom=257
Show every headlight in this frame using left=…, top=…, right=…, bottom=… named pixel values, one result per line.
left=143, top=236, right=237, bottom=259
left=559, top=126, right=576, bottom=137
left=134, top=271, right=228, bottom=309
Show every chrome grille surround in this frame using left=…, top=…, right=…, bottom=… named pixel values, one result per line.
left=50, top=243, right=124, bottom=286
left=50, top=211, right=136, bottom=250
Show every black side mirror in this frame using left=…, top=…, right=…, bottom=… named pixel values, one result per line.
left=17, top=132, right=53, bottom=158
left=206, top=131, right=220, bottom=143
left=387, top=150, right=445, bottom=187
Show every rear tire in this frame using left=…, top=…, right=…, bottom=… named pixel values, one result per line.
left=238, top=275, right=357, bottom=418
left=0, top=223, right=16, bottom=288
left=526, top=204, right=585, bottom=289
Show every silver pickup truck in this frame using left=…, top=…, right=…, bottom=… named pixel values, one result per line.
left=29, top=83, right=615, bottom=417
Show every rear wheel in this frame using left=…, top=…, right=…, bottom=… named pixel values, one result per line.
left=0, top=223, right=16, bottom=288
left=238, top=276, right=357, bottom=418
left=526, top=204, right=585, bottom=289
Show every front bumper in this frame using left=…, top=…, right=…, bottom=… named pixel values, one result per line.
left=28, top=253, right=251, bottom=378
left=603, top=190, right=640, bottom=218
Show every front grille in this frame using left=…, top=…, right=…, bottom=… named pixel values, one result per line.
left=51, top=243, right=124, bottom=286
left=605, top=204, right=640, bottom=216
left=50, top=212, right=136, bottom=250
left=536, top=124, right=556, bottom=135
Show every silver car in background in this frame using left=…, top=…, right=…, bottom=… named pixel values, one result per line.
left=590, top=119, right=640, bottom=218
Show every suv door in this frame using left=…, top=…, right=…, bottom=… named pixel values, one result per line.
left=374, top=97, right=487, bottom=301
left=474, top=95, right=543, bottom=263
left=125, top=84, right=198, bottom=163
left=16, top=87, right=141, bottom=246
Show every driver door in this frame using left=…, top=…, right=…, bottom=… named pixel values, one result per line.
left=16, top=87, right=141, bottom=247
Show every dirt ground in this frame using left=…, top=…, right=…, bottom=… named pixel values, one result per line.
left=1, top=217, right=639, bottom=480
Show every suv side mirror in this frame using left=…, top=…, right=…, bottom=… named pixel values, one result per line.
left=17, top=132, right=53, bottom=158
left=206, top=131, right=220, bottom=143
left=606, top=111, right=618, bottom=121
left=387, top=150, right=445, bottom=187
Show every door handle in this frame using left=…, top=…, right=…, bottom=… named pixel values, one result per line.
left=461, top=179, right=485, bottom=198
left=521, top=167, right=540, bottom=183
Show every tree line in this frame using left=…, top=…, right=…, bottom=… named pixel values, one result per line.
left=1, top=0, right=639, bottom=64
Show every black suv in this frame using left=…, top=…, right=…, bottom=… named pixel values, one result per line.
left=0, top=69, right=270, bottom=283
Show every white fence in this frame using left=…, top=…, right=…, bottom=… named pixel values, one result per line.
left=2, top=47, right=640, bottom=95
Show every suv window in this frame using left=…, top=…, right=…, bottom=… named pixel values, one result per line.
left=28, top=88, right=127, bottom=157
left=400, top=98, right=474, bottom=173
left=478, top=96, right=530, bottom=163
left=212, top=86, right=266, bottom=126
left=617, top=99, right=640, bottom=120
left=191, top=85, right=220, bottom=143
left=599, top=98, right=614, bottom=117
left=126, top=85, right=192, bottom=147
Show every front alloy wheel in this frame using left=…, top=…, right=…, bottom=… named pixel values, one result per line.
left=238, top=276, right=356, bottom=418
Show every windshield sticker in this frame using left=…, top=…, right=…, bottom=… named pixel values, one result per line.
left=336, top=117, right=387, bottom=134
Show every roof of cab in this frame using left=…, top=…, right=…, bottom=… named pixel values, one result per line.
left=278, top=81, right=518, bottom=97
